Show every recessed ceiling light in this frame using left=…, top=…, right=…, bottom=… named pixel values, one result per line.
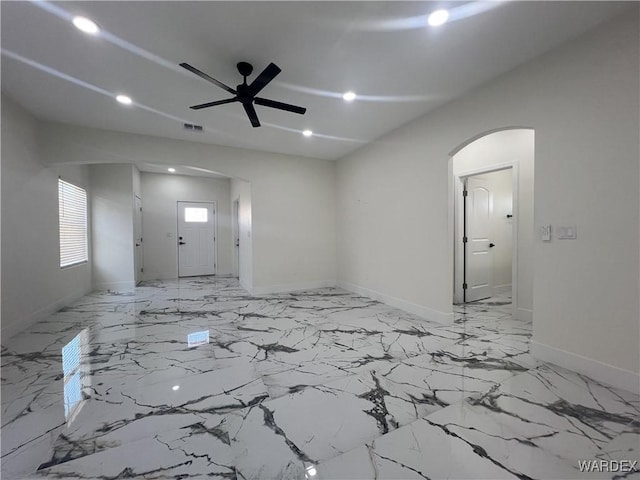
left=342, top=91, right=357, bottom=102
left=172, top=385, right=180, bottom=391
left=302, top=130, right=313, bottom=137
left=116, top=94, right=132, bottom=105
left=168, top=168, right=176, bottom=173
left=72, top=16, right=99, bottom=35
left=428, top=9, right=449, bottom=27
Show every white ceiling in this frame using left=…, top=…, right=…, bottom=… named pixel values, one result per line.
left=1, top=1, right=629, bottom=161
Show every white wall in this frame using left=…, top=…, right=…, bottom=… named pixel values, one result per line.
left=38, top=123, right=337, bottom=294
left=453, top=130, right=531, bottom=313
left=1, top=95, right=93, bottom=341
left=90, top=164, right=135, bottom=291
left=337, top=11, right=639, bottom=383
left=140, top=172, right=232, bottom=280
left=231, top=178, right=253, bottom=290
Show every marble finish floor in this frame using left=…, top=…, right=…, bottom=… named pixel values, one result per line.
left=1, top=277, right=638, bottom=479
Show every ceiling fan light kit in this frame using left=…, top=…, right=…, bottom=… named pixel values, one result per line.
left=180, top=61, right=307, bottom=128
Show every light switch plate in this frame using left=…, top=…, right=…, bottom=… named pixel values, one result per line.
left=541, top=225, right=552, bottom=241
left=557, top=226, right=577, bottom=240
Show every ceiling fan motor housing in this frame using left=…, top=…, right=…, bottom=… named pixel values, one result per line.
left=236, top=84, right=252, bottom=103
left=237, top=62, right=253, bottom=78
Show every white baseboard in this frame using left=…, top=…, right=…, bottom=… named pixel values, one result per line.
left=517, top=307, right=533, bottom=322
left=492, top=284, right=512, bottom=296
left=142, top=272, right=176, bottom=282
left=531, top=340, right=640, bottom=394
left=0, top=288, right=90, bottom=342
left=337, top=281, right=453, bottom=325
left=94, top=280, right=136, bottom=292
left=239, top=279, right=252, bottom=294
left=251, top=280, right=336, bottom=296
left=142, top=273, right=235, bottom=283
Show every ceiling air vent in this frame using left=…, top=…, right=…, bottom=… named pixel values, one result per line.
left=183, top=123, right=204, bottom=132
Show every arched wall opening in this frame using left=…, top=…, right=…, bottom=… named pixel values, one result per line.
left=449, top=128, right=535, bottom=321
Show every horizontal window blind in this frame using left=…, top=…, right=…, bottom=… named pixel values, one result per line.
left=59, top=179, right=88, bottom=268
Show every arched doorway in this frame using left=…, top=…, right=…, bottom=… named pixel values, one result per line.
left=449, top=128, right=534, bottom=321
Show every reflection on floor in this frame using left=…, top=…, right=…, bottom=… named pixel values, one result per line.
left=1, top=278, right=638, bottom=479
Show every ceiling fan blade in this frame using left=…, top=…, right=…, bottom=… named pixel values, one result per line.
left=189, top=98, right=238, bottom=110
left=254, top=97, right=306, bottom=115
left=247, top=63, right=281, bottom=97
left=180, top=63, right=236, bottom=94
left=243, top=103, right=261, bottom=127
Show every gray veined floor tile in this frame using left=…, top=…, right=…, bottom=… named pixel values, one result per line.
left=224, top=357, right=522, bottom=480
left=224, top=376, right=386, bottom=480
left=598, top=421, right=640, bottom=460
left=2, top=279, right=638, bottom=480
left=377, top=356, right=519, bottom=411
left=38, top=362, right=269, bottom=469
left=316, top=402, right=526, bottom=480
left=467, top=363, right=640, bottom=468
left=34, top=429, right=236, bottom=479
left=257, top=345, right=400, bottom=399
left=316, top=401, right=621, bottom=480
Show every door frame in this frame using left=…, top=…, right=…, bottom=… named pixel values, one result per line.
left=232, top=198, right=240, bottom=278
left=134, top=194, right=143, bottom=285
left=454, top=162, right=518, bottom=316
left=176, top=200, right=217, bottom=277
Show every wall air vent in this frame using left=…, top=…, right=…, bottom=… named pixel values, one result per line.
left=183, top=123, right=204, bottom=132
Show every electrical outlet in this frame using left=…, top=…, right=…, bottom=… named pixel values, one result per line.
left=541, top=225, right=552, bottom=241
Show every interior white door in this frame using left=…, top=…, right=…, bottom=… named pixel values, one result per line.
left=465, top=176, right=493, bottom=301
left=232, top=199, right=240, bottom=278
left=177, top=201, right=216, bottom=277
left=134, top=195, right=143, bottom=284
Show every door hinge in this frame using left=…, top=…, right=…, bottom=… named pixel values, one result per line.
left=462, top=189, right=468, bottom=197
left=463, top=236, right=468, bottom=243
left=462, top=283, right=467, bottom=290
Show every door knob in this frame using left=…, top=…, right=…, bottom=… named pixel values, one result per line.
left=489, top=243, right=495, bottom=248
left=179, top=241, right=186, bottom=245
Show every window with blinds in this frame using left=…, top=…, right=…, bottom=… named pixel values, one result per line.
left=58, top=179, right=88, bottom=268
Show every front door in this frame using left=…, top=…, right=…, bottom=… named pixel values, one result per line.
left=177, top=201, right=215, bottom=277
left=464, top=176, right=492, bottom=301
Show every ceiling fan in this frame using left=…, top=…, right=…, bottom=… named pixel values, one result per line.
left=180, top=61, right=306, bottom=128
